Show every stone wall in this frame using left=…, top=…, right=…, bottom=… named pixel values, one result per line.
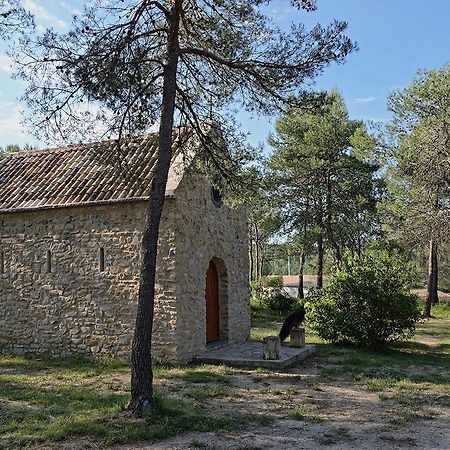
left=0, top=171, right=250, bottom=362
left=0, top=201, right=178, bottom=360
left=173, top=173, right=251, bottom=362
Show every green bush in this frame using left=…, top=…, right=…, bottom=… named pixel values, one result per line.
left=305, top=250, right=421, bottom=349
left=250, top=281, right=263, bottom=304
left=263, top=276, right=283, bottom=289
left=264, top=290, right=295, bottom=313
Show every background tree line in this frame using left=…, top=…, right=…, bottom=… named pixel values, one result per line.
left=250, top=64, right=450, bottom=319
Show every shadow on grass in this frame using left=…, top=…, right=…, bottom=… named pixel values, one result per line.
left=0, top=359, right=258, bottom=449
left=316, top=339, right=450, bottom=389
left=0, top=355, right=128, bottom=376
left=0, top=377, right=247, bottom=448
left=154, top=363, right=232, bottom=384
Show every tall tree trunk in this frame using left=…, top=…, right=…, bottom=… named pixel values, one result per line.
left=128, top=2, right=181, bottom=418
left=334, top=244, right=341, bottom=266
left=425, top=239, right=438, bottom=317
left=317, top=234, right=323, bottom=289
left=254, top=222, right=260, bottom=281
left=317, top=198, right=324, bottom=289
left=249, top=239, right=254, bottom=282
left=249, top=223, right=254, bottom=282
left=298, top=251, right=305, bottom=299
left=260, top=245, right=265, bottom=279
left=432, top=243, right=439, bottom=305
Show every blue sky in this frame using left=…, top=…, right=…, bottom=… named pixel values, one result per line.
left=0, top=0, right=449, bottom=150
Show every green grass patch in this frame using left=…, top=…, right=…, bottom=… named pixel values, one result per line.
left=289, top=406, right=323, bottom=422
left=0, top=358, right=245, bottom=449
left=154, top=364, right=231, bottom=384
left=430, top=302, right=450, bottom=318
left=190, top=386, right=228, bottom=400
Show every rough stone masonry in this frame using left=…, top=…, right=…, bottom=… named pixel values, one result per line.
left=0, top=135, right=250, bottom=363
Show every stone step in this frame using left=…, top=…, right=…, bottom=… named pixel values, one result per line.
left=196, top=341, right=316, bottom=369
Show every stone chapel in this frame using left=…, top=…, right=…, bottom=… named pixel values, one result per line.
left=0, top=132, right=250, bottom=363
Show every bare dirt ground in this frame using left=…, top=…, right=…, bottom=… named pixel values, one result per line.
left=39, top=348, right=449, bottom=450
left=16, top=315, right=450, bottom=450
left=125, top=361, right=449, bottom=450
left=411, top=289, right=450, bottom=303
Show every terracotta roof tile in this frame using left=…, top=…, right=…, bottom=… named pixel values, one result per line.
left=0, top=132, right=190, bottom=213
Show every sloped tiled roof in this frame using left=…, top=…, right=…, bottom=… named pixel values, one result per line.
left=0, top=133, right=190, bottom=213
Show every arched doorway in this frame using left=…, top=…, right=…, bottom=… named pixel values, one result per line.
left=205, top=259, right=220, bottom=343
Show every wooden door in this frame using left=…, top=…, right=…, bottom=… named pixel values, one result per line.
left=206, top=260, right=220, bottom=342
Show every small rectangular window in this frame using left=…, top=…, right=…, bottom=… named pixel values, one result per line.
left=46, top=250, right=52, bottom=273
left=99, top=247, right=105, bottom=272
left=0, top=250, right=4, bottom=274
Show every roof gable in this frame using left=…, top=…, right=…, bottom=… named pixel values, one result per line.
left=0, top=133, right=191, bottom=213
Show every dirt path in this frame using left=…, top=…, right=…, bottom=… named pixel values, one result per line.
left=109, top=356, right=450, bottom=450
left=29, top=323, right=450, bottom=450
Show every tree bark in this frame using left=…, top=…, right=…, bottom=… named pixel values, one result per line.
left=260, top=246, right=266, bottom=279
left=254, top=222, right=260, bottom=281
left=249, top=234, right=254, bottom=282
left=334, top=244, right=341, bottom=266
left=432, top=242, right=439, bottom=305
left=317, top=197, right=324, bottom=289
left=298, top=251, right=305, bottom=299
left=128, top=1, right=181, bottom=418
left=425, top=239, right=438, bottom=317
left=317, top=234, right=323, bottom=289
left=325, top=171, right=342, bottom=265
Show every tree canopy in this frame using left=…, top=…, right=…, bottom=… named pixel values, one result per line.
left=0, top=0, right=33, bottom=38
left=268, top=91, right=382, bottom=287
left=15, top=0, right=356, bottom=149
left=385, top=64, right=450, bottom=316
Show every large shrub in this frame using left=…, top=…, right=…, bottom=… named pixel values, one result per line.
left=262, top=276, right=284, bottom=290
left=305, top=251, right=421, bottom=349
left=265, top=290, right=295, bottom=313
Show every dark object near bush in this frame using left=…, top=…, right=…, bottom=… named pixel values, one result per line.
left=279, top=307, right=306, bottom=342
left=265, top=291, right=295, bottom=313
left=305, top=250, right=421, bottom=349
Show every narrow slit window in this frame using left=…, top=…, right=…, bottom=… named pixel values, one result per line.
left=99, top=247, right=105, bottom=272
left=0, top=250, right=4, bottom=274
left=46, top=250, right=52, bottom=273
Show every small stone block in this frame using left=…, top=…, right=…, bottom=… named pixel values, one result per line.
left=290, top=327, right=305, bottom=348
left=263, top=336, right=281, bottom=360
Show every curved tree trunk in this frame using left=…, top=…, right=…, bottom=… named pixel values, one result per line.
left=129, top=1, right=181, bottom=418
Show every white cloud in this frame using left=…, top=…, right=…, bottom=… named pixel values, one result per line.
left=354, top=96, right=376, bottom=104
left=0, top=102, right=39, bottom=148
left=23, top=0, right=67, bottom=29
left=0, top=54, right=13, bottom=73
left=59, top=1, right=81, bottom=16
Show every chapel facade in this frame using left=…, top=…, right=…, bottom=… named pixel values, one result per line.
left=0, top=133, right=250, bottom=363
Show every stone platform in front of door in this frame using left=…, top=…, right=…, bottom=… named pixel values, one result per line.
left=195, top=341, right=316, bottom=369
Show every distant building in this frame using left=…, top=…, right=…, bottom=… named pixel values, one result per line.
left=282, top=275, right=328, bottom=297
left=0, top=133, right=250, bottom=363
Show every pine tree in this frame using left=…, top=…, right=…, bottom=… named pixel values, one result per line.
left=269, top=92, right=381, bottom=286
left=386, top=64, right=450, bottom=317
left=14, top=0, right=356, bottom=416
